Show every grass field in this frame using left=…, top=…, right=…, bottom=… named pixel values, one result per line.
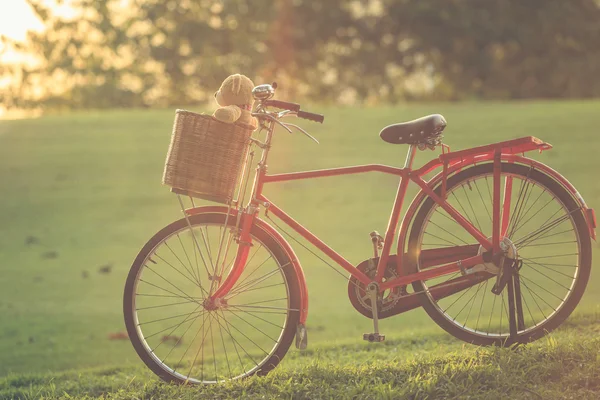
left=1, top=100, right=599, bottom=398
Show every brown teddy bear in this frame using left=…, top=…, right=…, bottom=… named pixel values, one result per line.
left=213, top=74, right=258, bottom=129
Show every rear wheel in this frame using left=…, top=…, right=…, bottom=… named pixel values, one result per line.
left=409, top=163, right=591, bottom=346
left=124, top=213, right=301, bottom=384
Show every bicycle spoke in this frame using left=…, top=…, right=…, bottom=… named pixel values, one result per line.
left=225, top=247, right=269, bottom=292
left=154, top=252, right=208, bottom=298
left=215, top=311, right=232, bottom=380
left=213, top=311, right=260, bottom=369
left=156, top=306, right=205, bottom=362
left=137, top=300, right=196, bottom=311
left=462, top=281, right=485, bottom=327
left=519, top=278, right=557, bottom=313
left=216, top=313, right=270, bottom=357
left=425, top=219, right=471, bottom=245
left=227, top=262, right=291, bottom=298
left=525, top=263, right=572, bottom=292
left=451, top=281, right=482, bottom=323
left=226, top=282, right=286, bottom=301
left=174, top=234, right=202, bottom=286
left=129, top=217, right=294, bottom=383
left=209, top=315, right=218, bottom=382
left=229, top=309, right=280, bottom=342
left=520, top=257, right=577, bottom=276
left=474, top=179, right=492, bottom=223
left=413, top=165, right=585, bottom=342
left=462, top=184, right=483, bottom=233
left=515, top=211, right=577, bottom=249
left=519, top=275, right=566, bottom=303
left=506, top=173, right=532, bottom=239
left=144, top=305, right=204, bottom=340
left=229, top=306, right=286, bottom=330
left=136, top=293, right=201, bottom=300
left=423, top=231, right=461, bottom=246
left=508, top=189, right=548, bottom=236
left=241, top=297, right=288, bottom=306
left=138, top=309, right=205, bottom=327
left=216, top=310, right=247, bottom=377
left=177, top=195, right=215, bottom=278
left=521, top=257, right=578, bottom=278
left=228, top=304, right=298, bottom=312
left=138, top=278, right=202, bottom=305
left=475, top=279, right=489, bottom=331
left=525, top=253, right=579, bottom=260
left=182, top=312, right=211, bottom=378
left=520, top=279, right=547, bottom=320
left=451, top=191, right=477, bottom=230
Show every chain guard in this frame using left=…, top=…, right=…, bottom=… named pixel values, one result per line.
left=347, top=255, right=408, bottom=319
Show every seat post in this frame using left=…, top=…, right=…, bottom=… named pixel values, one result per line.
left=404, top=144, right=417, bottom=169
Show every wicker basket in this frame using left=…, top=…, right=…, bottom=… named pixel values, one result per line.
left=162, top=110, right=254, bottom=204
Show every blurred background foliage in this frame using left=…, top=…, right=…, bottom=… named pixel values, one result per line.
left=1, top=0, right=600, bottom=110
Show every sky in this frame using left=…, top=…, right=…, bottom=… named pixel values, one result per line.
left=0, top=0, right=44, bottom=43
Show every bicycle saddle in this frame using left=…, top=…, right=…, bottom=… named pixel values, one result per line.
left=379, top=114, right=446, bottom=145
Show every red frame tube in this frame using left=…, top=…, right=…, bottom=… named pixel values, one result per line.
left=257, top=194, right=372, bottom=286
left=264, top=164, right=404, bottom=182
left=208, top=136, right=589, bottom=299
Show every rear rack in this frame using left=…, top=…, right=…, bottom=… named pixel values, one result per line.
left=439, top=136, right=552, bottom=163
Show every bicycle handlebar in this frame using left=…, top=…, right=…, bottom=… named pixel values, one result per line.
left=297, top=110, right=325, bottom=124
left=263, top=99, right=301, bottom=112
left=260, top=98, right=325, bottom=124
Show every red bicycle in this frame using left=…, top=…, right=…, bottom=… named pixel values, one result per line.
left=124, top=83, right=596, bottom=384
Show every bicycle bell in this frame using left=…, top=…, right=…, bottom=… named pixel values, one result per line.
left=252, top=83, right=276, bottom=100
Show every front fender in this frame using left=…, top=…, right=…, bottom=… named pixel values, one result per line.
left=185, top=206, right=309, bottom=324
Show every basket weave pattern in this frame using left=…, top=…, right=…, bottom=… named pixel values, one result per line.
left=162, top=110, right=253, bottom=204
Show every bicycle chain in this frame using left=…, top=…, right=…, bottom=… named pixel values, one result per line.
left=264, top=213, right=488, bottom=310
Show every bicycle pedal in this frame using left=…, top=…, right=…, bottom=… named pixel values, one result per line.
left=363, top=333, right=385, bottom=343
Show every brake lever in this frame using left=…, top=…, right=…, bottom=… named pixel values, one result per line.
left=285, top=123, right=320, bottom=144
left=252, top=112, right=294, bottom=134
left=273, top=119, right=294, bottom=134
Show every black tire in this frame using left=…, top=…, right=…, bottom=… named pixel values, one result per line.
left=409, top=163, right=591, bottom=346
left=124, top=213, right=301, bottom=384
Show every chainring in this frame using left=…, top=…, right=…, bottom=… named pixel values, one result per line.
left=347, top=255, right=407, bottom=319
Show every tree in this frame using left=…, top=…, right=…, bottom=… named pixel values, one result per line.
left=1, top=0, right=599, bottom=110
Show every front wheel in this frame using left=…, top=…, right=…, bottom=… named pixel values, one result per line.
left=409, top=162, right=591, bottom=346
left=124, top=213, right=301, bottom=384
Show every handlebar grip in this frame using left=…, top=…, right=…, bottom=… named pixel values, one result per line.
left=297, top=110, right=325, bottom=124
left=263, top=99, right=301, bottom=112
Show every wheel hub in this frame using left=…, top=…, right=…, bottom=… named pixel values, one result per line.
left=475, top=236, right=518, bottom=274
left=203, top=297, right=227, bottom=311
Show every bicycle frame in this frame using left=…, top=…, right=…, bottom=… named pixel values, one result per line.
left=197, top=117, right=595, bottom=325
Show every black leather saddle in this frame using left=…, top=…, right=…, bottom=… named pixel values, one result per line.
left=379, top=114, right=447, bottom=145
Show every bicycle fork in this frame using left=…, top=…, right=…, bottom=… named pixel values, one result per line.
left=208, top=208, right=258, bottom=302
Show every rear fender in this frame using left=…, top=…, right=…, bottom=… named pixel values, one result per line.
left=185, top=206, right=309, bottom=324
left=510, top=156, right=596, bottom=241
left=397, top=154, right=596, bottom=276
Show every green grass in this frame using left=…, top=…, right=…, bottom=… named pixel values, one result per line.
left=1, top=100, right=599, bottom=398
left=2, top=312, right=600, bottom=399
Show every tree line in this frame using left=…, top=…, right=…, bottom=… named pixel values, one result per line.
left=1, top=0, right=599, bottom=110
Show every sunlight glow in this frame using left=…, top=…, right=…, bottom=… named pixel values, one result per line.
left=0, top=1, right=44, bottom=42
